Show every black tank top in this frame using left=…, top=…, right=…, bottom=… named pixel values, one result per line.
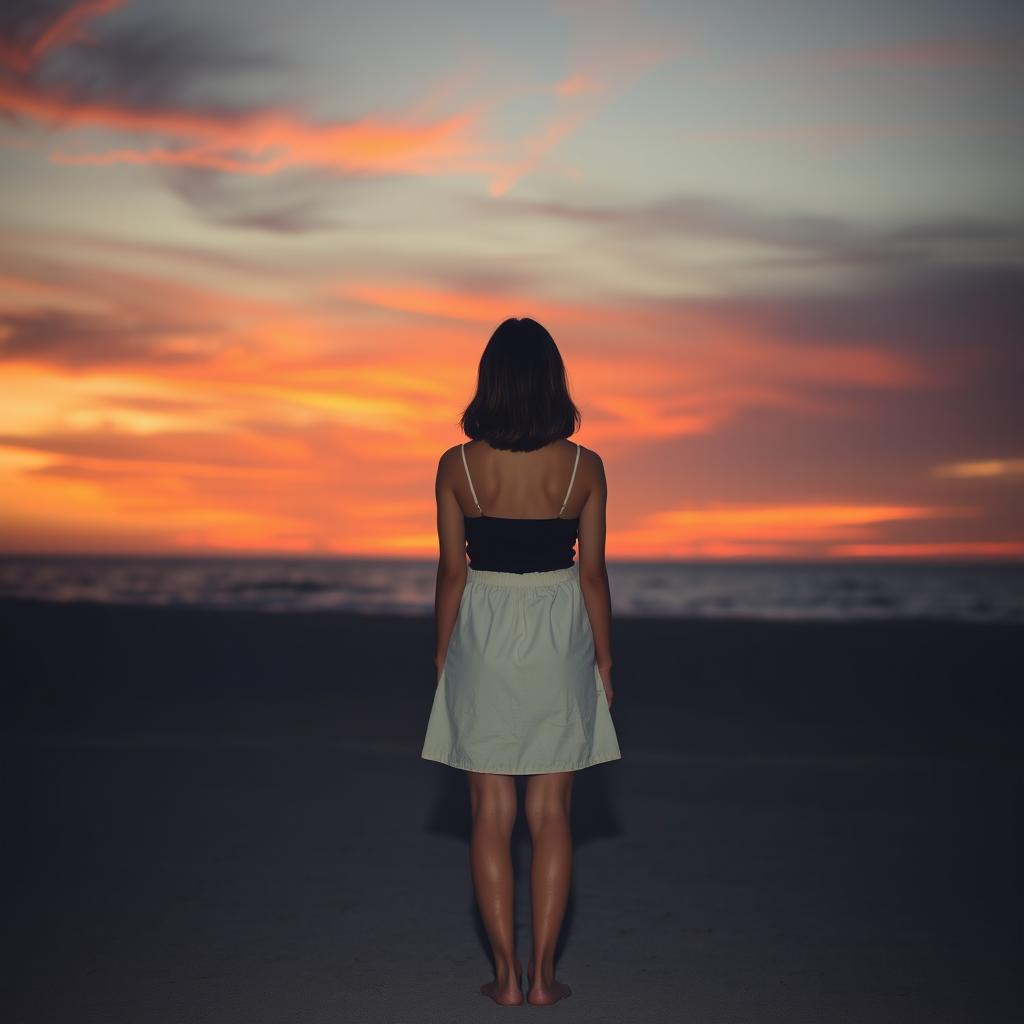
left=461, top=441, right=582, bottom=573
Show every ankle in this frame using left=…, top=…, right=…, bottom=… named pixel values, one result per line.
left=529, top=955, right=555, bottom=980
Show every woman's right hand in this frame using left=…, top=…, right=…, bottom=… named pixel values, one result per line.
left=597, top=662, right=613, bottom=709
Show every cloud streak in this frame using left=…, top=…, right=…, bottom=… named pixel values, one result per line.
left=0, top=0, right=686, bottom=205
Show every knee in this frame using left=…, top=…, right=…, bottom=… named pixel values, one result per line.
left=524, top=795, right=570, bottom=836
left=469, top=790, right=517, bottom=834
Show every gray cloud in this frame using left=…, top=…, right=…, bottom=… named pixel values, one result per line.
left=690, top=262, right=1024, bottom=354
left=2, top=4, right=289, bottom=108
left=464, top=191, right=1024, bottom=271
left=1, top=1, right=343, bottom=235
left=160, top=165, right=350, bottom=235
left=0, top=308, right=224, bottom=368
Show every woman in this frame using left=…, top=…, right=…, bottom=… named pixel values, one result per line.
left=421, top=317, right=621, bottom=1007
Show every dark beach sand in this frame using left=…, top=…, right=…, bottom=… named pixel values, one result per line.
left=2, top=597, right=1022, bottom=1023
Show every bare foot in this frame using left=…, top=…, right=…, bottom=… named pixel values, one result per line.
left=526, top=956, right=572, bottom=1006
left=480, top=957, right=524, bottom=1006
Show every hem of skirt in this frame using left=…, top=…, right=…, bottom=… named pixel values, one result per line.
left=420, top=749, right=622, bottom=775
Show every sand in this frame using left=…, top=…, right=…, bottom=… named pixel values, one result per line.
left=2, top=598, right=1021, bottom=1022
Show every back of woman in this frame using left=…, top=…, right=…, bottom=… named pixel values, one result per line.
left=420, top=316, right=620, bottom=1007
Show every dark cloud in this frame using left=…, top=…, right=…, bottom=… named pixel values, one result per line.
left=98, top=394, right=217, bottom=413
left=1, top=1, right=343, bottom=235
left=160, top=165, right=349, bottom=235
left=691, top=262, right=1024, bottom=354
left=0, top=428, right=283, bottom=466
left=1, top=2, right=289, bottom=109
left=0, top=231, right=314, bottom=282
left=26, top=461, right=151, bottom=480
left=465, top=191, right=1024, bottom=271
left=0, top=1, right=73, bottom=51
left=0, top=308, right=224, bottom=368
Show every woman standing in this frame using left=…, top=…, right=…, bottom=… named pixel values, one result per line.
left=421, top=317, right=621, bottom=1007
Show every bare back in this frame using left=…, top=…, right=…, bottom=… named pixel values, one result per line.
left=437, top=439, right=608, bottom=582
left=458, top=439, right=587, bottom=520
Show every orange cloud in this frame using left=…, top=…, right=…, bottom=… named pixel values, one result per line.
left=932, top=458, right=1024, bottom=479
left=650, top=503, right=978, bottom=542
left=552, top=73, right=604, bottom=98
left=0, top=246, right=1009, bottom=558
left=828, top=541, right=1024, bottom=558
left=600, top=504, right=998, bottom=561
left=0, top=69, right=491, bottom=178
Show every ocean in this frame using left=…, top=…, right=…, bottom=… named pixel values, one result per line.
left=1, top=555, right=1022, bottom=623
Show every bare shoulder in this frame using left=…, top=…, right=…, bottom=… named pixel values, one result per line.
left=440, top=442, right=467, bottom=463
left=572, top=442, right=605, bottom=480
left=436, top=444, right=463, bottom=480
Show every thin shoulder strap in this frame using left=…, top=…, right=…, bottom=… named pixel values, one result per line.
left=559, top=442, right=582, bottom=517
left=460, top=442, right=482, bottom=513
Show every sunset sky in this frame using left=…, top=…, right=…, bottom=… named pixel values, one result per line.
left=1, top=0, right=1022, bottom=561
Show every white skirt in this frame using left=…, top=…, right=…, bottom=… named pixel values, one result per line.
left=420, top=563, right=622, bottom=775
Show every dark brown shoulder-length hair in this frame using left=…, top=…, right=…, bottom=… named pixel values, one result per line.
left=459, top=317, right=582, bottom=452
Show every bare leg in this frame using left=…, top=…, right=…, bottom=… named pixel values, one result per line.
left=467, top=771, right=523, bottom=1006
left=524, top=770, right=574, bottom=1006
